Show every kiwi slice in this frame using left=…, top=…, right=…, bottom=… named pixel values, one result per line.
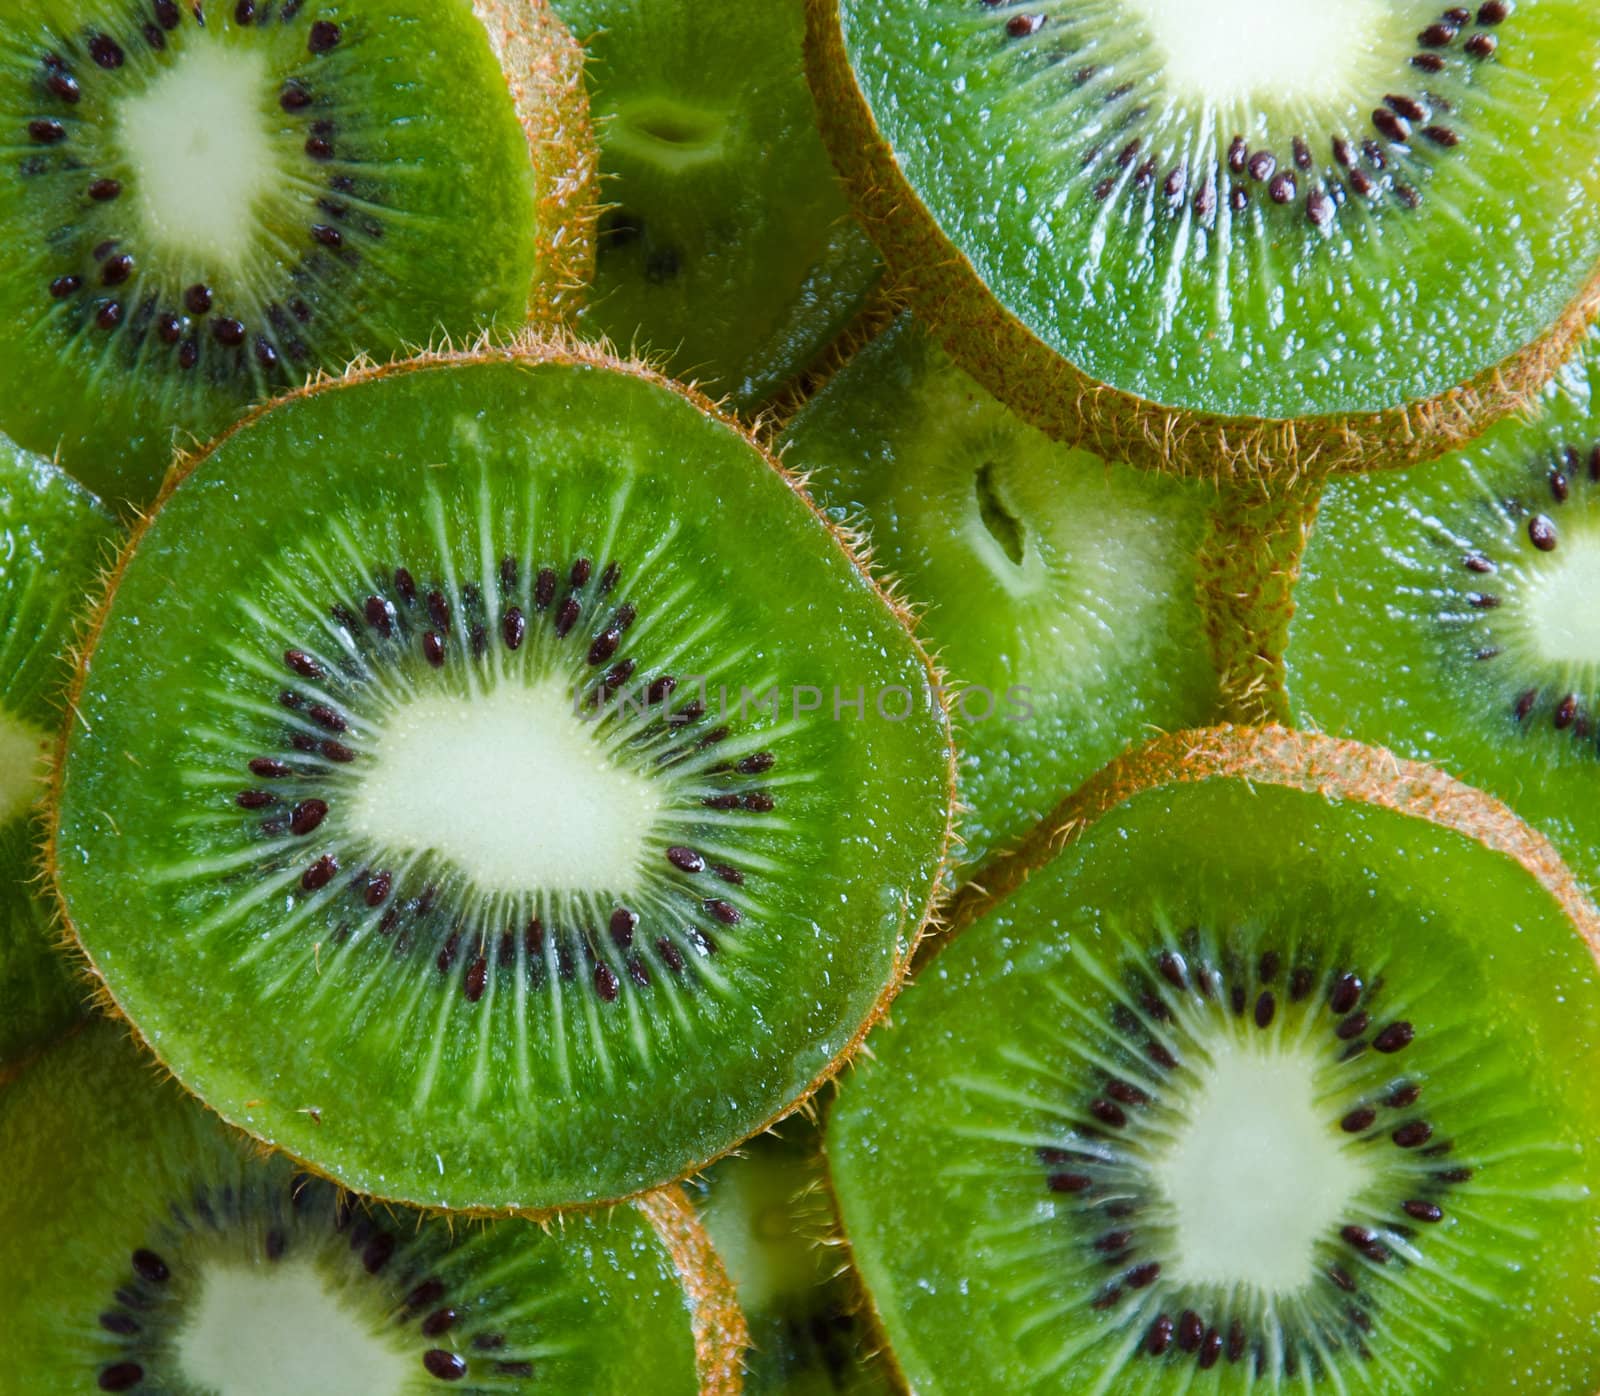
left=780, top=316, right=1218, bottom=871
left=0, top=0, right=595, bottom=506
left=553, top=0, right=881, bottom=410
left=49, top=339, right=955, bottom=1212
left=693, top=1121, right=895, bottom=1395
left=0, top=436, right=119, bottom=1064
left=805, top=0, right=1600, bottom=480
left=1, top=1018, right=747, bottom=1394
left=1284, top=325, right=1600, bottom=902
left=828, top=727, right=1600, bottom=1394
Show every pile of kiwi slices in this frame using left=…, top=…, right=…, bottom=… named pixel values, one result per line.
left=7, top=0, right=1600, bottom=1391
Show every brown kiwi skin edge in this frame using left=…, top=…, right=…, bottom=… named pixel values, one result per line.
left=802, top=0, right=1600, bottom=487
left=41, top=331, right=960, bottom=1224
left=474, top=0, right=601, bottom=324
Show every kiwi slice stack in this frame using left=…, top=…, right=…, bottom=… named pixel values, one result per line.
left=0, top=436, right=119, bottom=1066
left=0, top=0, right=596, bottom=506
left=50, top=339, right=956, bottom=1211
left=828, top=727, right=1600, bottom=1394
left=2, top=1019, right=747, bottom=1393
left=781, top=316, right=1220, bottom=871
left=553, top=0, right=882, bottom=410
left=806, top=0, right=1600, bottom=480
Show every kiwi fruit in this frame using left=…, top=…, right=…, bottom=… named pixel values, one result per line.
left=1284, top=324, right=1600, bottom=904
left=1, top=1017, right=747, bottom=1393
left=827, top=726, right=1600, bottom=1394
left=693, top=1120, right=895, bottom=1395
left=0, top=0, right=596, bottom=507
left=552, top=0, right=881, bottom=410
left=780, top=315, right=1219, bottom=872
left=0, top=435, right=119, bottom=1065
left=48, top=337, right=956, bottom=1212
left=804, top=0, right=1600, bottom=481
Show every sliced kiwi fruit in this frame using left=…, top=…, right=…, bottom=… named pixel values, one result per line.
left=49, top=339, right=955, bottom=1212
left=692, top=1120, right=895, bottom=1395
left=1, top=1018, right=747, bottom=1394
left=828, top=727, right=1600, bottom=1394
left=553, top=0, right=881, bottom=410
left=780, top=315, right=1218, bottom=872
left=0, top=436, right=119, bottom=1064
left=0, top=0, right=596, bottom=507
left=805, top=0, right=1600, bottom=480
left=1285, top=324, right=1600, bottom=903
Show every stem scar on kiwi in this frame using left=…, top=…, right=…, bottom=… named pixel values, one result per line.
left=0, top=1019, right=749, bottom=1394
left=0, top=0, right=598, bottom=507
left=804, top=0, right=1600, bottom=482
left=45, top=332, right=959, bottom=1215
left=832, top=725, right=1600, bottom=1395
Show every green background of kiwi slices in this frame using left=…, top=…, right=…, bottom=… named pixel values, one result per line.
left=0, top=0, right=542, bottom=506
left=783, top=316, right=1219, bottom=871
left=829, top=777, right=1600, bottom=1395
left=1286, top=326, right=1600, bottom=902
left=555, top=0, right=882, bottom=409
left=0, top=437, right=118, bottom=1064
left=0, top=1020, right=707, bottom=1394
left=831, top=0, right=1600, bottom=423
left=52, top=355, right=952, bottom=1212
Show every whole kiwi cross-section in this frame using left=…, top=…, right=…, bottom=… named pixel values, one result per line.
left=781, top=315, right=1219, bottom=872
left=0, top=1019, right=748, bottom=1395
left=805, top=0, right=1600, bottom=479
left=553, top=0, right=882, bottom=410
left=1285, top=323, right=1600, bottom=905
left=828, top=727, right=1600, bottom=1394
left=49, top=339, right=955, bottom=1212
left=0, top=436, right=120, bottom=1065
left=0, top=0, right=596, bottom=506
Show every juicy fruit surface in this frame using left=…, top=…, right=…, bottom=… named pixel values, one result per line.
left=1286, top=328, right=1600, bottom=902
left=783, top=317, right=1218, bottom=870
left=0, top=1021, right=710, bottom=1395
left=0, top=440, right=118, bottom=1062
left=829, top=776, right=1600, bottom=1394
left=826, top=0, right=1600, bottom=422
left=0, top=0, right=544, bottom=504
left=557, top=0, right=880, bottom=408
left=695, top=1124, right=894, bottom=1395
left=52, top=351, right=952, bottom=1210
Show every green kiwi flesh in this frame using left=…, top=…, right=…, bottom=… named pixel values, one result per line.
left=828, top=760, right=1600, bottom=1393
left=51, top=343, right=954, bottom=1212
left=554, top=0, right=881, bottom=409
left=0, top=1019, right=740, bottom=1394
left=0, top=436, right=119, bottom=1064
left=807, top=0, right=1600, bottom=476
left=0, top=0, right=572, bottom=506
left=781, top=316, right=1218, bottom=871
left=1285, top=325, right=1600, bottom=904
left=694, top=1121, right=896, bottom=1395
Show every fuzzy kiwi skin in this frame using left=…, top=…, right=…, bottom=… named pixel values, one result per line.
left=837, top=726, right=1600, bottom=1395
left=803, top=0, right=1600, bottom=485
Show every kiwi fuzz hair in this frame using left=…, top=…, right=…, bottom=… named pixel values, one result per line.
left=42, top=330, right=961, bottom=1217
left=934, top=724, right=1600, bottom=969
left=803, top=0, right=1600, bottom=486
left=473, top=0, right=601, bottom=323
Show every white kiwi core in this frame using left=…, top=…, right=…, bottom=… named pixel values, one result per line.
left=175, top=1257, right=411, bottom=1396
left=349, top=681, right=663, bottom=895
left=1122, top=0, right=1383, bottom=104
left=1524, top=527, right=1600, bottom=668
left=0, top=712, right=48, bottom=827
left=1151, top=1036, right=1375, bottom=1292
left=118, top=44, right=282, bottom=268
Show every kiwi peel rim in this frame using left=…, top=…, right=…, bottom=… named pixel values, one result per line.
left=803, top=0, right=1600, bottom=487
left=42, top=329, right=961, bottom=1219
left=936, top=723, right=1600, bottom=967
left=473, top=0, right=602, bottom=323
